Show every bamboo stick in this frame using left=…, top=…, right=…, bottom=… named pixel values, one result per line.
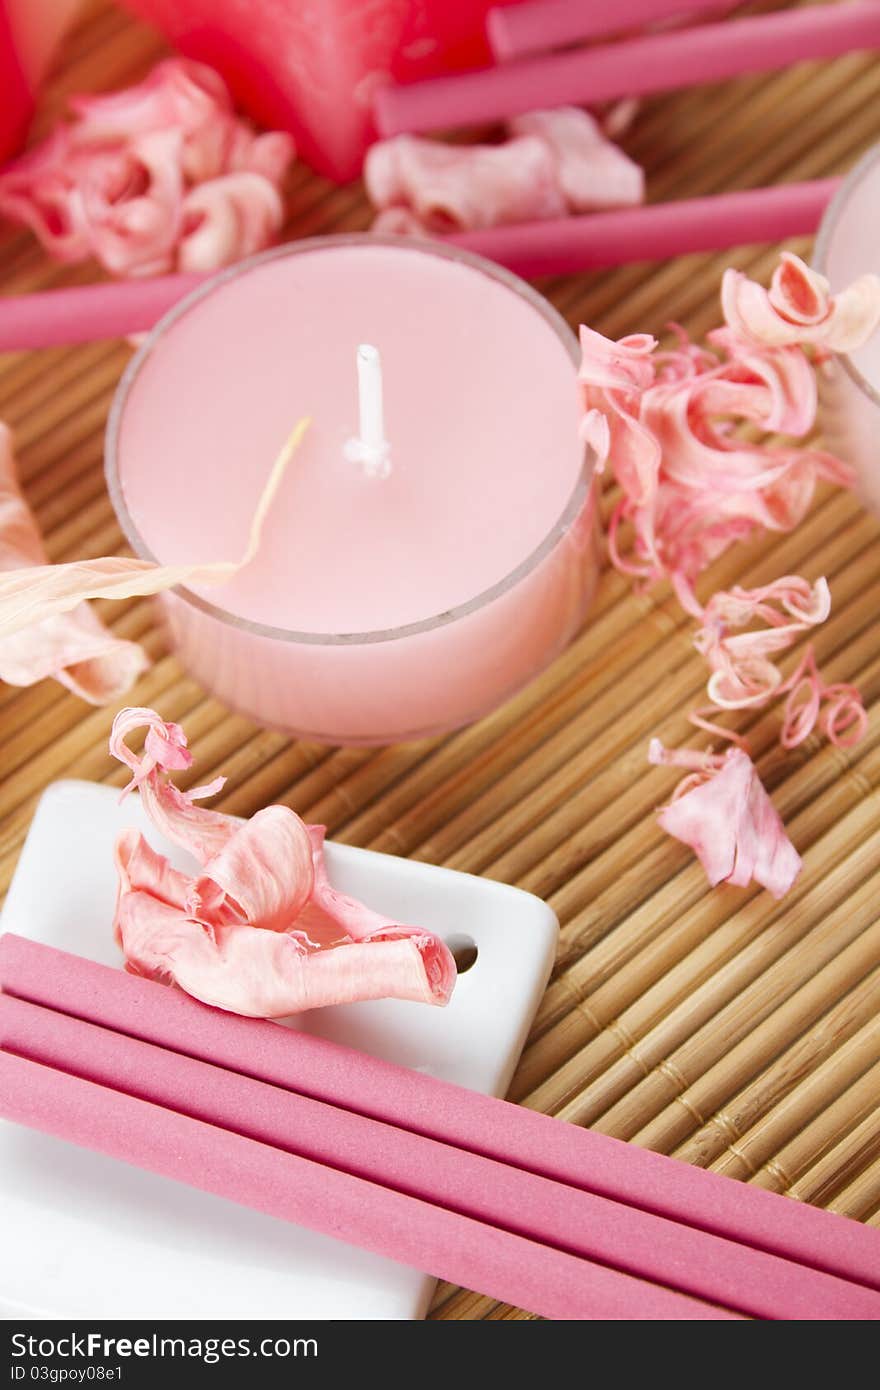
left=539, top=806, right=878, bottom=1128
left=789, top=1113, right=880, bottom=1210
left=564, top=837, right=880, bottom=1139
left=703, top=1032, right=880, bottom=1184
left=825, top=1155, right=880, bottom=1222
left=622, top=928, right=880, bottom=1150
left=523, top=741, right=880, bottom=1116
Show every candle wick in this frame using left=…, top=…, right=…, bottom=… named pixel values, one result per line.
left=345, top=342, right=391, bottom=479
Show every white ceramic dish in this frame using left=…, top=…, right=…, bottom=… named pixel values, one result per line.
left=0, top=780, right=557, bottom=1320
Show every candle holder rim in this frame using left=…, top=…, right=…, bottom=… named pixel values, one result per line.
left=105, top=232, right=597, bottom=648
left=813, top=140, right=880, bottom=411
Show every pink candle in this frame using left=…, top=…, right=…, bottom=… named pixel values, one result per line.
left=815, top=143, right=880, bottom=515
left=107, top=237, right=598, bottom=746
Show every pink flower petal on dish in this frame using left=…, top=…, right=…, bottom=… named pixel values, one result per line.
left=110, top=707, right=239, bottom=864
left=0, top=423, right=147, bottom=703
left=110, top=707, right=456, bottom=1015
left=201, top=806, right=315, bottom=933
left=648, top=740, right=801, bottom=897
left=509, top=108, right=644, bottom=210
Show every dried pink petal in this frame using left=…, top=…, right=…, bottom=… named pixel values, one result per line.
left=0, top=127, right=91, bottom=262
left=692, top=576, right=831, bottom=709
left=648, top=740, right=801, bottom=898
left=365, top=132, right=566, bottom=233
left=779, top=646, right=868, bottom=750
left=227, top=128, right=296, bottom=185
left=110, top=710, right=456, bottom=1016
left=0, top=422, right=146, bottom=703
left=508, top=108, right=644, bottom=211
left=0, top=57, right=295, bottom=279
left=67, top=58, right=235, bottom=182
left=721, top=252, right=880, bottom=354
left=177, top=172, right=284, bottom=274
left=365, top=108, right=642, bottom=235
left=578, top=316, right=852, bottom=587
left=77, top=129, right=186, bottom=278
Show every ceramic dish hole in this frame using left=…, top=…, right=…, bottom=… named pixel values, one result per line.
left=446, top=934, right=478, bottom=974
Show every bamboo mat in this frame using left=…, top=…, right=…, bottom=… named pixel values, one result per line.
left=2, top=0, right=880, bottom=1321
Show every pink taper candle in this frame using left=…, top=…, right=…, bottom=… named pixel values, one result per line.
left=375, top=2, right=880, bottom=136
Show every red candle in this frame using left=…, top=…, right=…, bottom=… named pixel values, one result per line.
left=0, top=0, right=81, bottom=165
left=120, top=0, right=520, bottom=181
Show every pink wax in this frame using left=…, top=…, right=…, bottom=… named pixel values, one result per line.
left=107, top=238, right=598, bottom=744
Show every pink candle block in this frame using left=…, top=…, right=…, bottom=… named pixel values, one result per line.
left=106, top=236, right=598, bottom=746
left=815, top=143, right=880, bottom=516
left=119, top=0, right=522, bottom=182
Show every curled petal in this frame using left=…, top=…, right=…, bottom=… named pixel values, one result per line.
left=228, top=129, right=296, bottom=184
left=177, top=172, right=284, bottom=273
left=722, top=252, right=880, bottom=353
left=779, top=646, right=868, bottom=750
left=649, top=742, right=801, bottom=897
left=0, top=423, right=147, bottom=703
left=110, top=708, right=457, bottom=1015
left=508, top=107, right=644, bottom=210
left=110, top=706, right=237, bottom=863
left=76, top=129, right=185, bottom=277
left=365, top=109, right=643, bottom=235
left=365, top=132, right=565, bottom=233
left=0, top=58, right=295, bottom=277
left=117, top=892, right=454, bottom=1016
left=68, top=58, right=238, bottom=183
left=0, top=127, right=90, bottom=260
left=201, top=806, right=315, bottom=933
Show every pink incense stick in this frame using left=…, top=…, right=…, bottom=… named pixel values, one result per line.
left=447, top=180, right=838, bottom=277
left=2, top=935, right=879, bottom=1299
left=5, top=992, right=877, bottom=1319
left=0, top=273, right=203, bottom=352
left=374, top=2, right=880, bottom=135
left=0, top=1050, right=734, bottom=1321
left=0, top=180, right=838, bottom=349
left=487, top=0, right=740, bottom=61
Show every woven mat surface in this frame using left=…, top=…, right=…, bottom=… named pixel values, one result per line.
left=2, top=0, right=879, bottom=1320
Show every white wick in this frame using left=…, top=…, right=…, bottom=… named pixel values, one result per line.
left=344, top=343, right=391, bottom=479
